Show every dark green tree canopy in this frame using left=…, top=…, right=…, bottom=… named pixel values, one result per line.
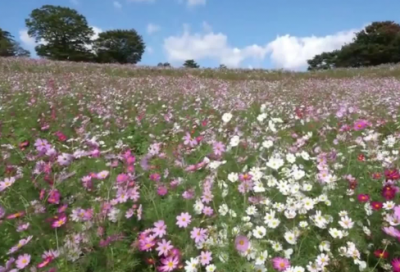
left=0, top=28, right=30, bottom=57
left=183, top=59, right=199, bottom=68
left=157, top=62, right=171, bottom=67
left=25, top=5, right=94, bottom=61
left=94, top=29, right=145, bottom=64
left=308, top=21, right=400, bottom=70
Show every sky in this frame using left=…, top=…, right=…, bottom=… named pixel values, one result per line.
left=1, top=0, right=400, bottom=70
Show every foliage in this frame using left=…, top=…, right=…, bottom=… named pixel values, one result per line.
left=308, top=21, right=400, bottom=70
left=94, top=29, right=145, bottom=64
left=25, top=5, right=95, bottom=61
left=183, top=59, right=199, bottom=68
left=158, top=62, right=171, bottom=67
left=0, top=58, right=400, bottom=272
left=0, top=28, right=30, bottom=57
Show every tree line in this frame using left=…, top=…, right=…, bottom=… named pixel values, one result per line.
left=2, top=8, right=400, bottom=70
left=307, top=21, right=400, bottom=70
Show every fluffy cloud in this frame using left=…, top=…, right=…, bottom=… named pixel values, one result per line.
left=267, top=30, right=357, bottom=69
left=113, top=1, right=122, bottom=9
left=163, top=24, right=358, bottom=70
left=19, top=30, right=36, bottom=48
left=147, top=23, right=160, bottom=35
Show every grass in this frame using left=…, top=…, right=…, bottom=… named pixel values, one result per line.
left=0, top=57, right=400, bottom=272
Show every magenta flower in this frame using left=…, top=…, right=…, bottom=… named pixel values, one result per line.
left=357, top=194, right=370, bottom=203
left=16, top=254, right=31, bottom=269
left=182, top=189, right=195, bottom=199
left=156, top=239, right=173, bottom=256
left=176, top=212, right=192, bottom=228
left=235, top=235, right=249, bottom=252
left=190, top=227, right=208, bottom=244
left=153, top=220, right=167, bottom=238
left=353, top=119, right=369, bottom=131
left=48, top=189, right=60, bottom=204
left=150, top=173, right=161, bottom=182
left=392, top=258, right=400, bottom=272
left=383, top=226, right=400, bottom=238
left=157, top=185, right=168, bottom=196
left=199, top=251, right=212, bottom=266
left=116, top=173, right=129, bottom=184
left=272, top=257, right=290, bottom=271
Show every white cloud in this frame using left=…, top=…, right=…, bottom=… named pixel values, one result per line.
left=267, top=30, right=357, bottom=70
left=113, top=1, right=122, bottom=9
left=147, top=23, right=160, bottom=35
left=187, top=0, right=206, bottom=6
left=91, top=26, right=103, bottom=40
left=19, top=30, right=48, bottom=49
left=164, top=24, right=358, bottom=70
left=164, top=26, right=268, bottom=68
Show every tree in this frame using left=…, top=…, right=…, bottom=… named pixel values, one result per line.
left=94, top=29, right=145, bottom=64
left=25, top=5, right=95, bottom=61
left=219, top=64, right=228, bottom=69
left=307, top=21, right=400, bottom=70
left=0, top=28, right=30, bottom=57
left=157, top=62, right=171, bottom=67
left=183, top=59, right=199, bottom=68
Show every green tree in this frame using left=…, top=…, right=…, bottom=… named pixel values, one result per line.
left=25, top=5, right=95, bottom=61
left=219, top=64, right=228, bottom=69
left=183, top=59, right=199, bottom=68
left=94, top=29, right=145, bottom=64
left=307, top=21, right=400, bottom=70
left=157, top=62, right=171, bottom=67
left=0, top=28, right=30, bottom=57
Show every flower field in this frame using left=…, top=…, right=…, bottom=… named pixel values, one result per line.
left=1, top=58, right=400, bottom=272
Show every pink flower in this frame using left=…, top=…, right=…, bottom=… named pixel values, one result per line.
left=96, top=171, right=109, bottom=180
left=190, top=227, right=207, bottom=244
left=272, top=257, right=290, bottom=271
left=353, top=119, right=369, bottom=131
left=157, top=185, right=168, bottom=196
left=392, top=258, right=400, bottom=272
left=213, top=141, right=225, bottom=156
left=16, top=254, right=31, bottom=269
left=183, top=132, right=197, bottom=147
left=150, top=173, right=161, bottom=182
left=57, top=153, right=73, bottom=166
left=395, top=206, right=400, bottom=221
left=51, top=214, right=67, bottom=228
left=116, top=173, right=129, bottom=184
left=156, top=239, right=173, bottom=256
left=199, top=251, right=212, bottom=266
left=357, top=194, right=370, bottom=203
left=235, top=235, right=249, bottom=252
left=176, top=212, right=192, bottom=228
left=48, top=189, right=60, bottom=204
left=202, top=206, right=213, bottom=216
left=383, top=226, right=400, bottom=238
left=153, top=220, right=167, bottom=238
left=159, top=256, right=178, bottom=272
left=182, top=189, right=195, bottom=199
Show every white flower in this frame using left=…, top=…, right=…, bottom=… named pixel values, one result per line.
left=339, top=216, right=354, bottom=229
left=284, top=231, right=297, bottom=245
left=284, top=248, right=293, bottom=259
left=253, top=226, right=266, bottom=239
left=230, top=135, right=240, bottom=147
left=316, top=253, right=330, bottom=267
left=319, top=241, right=331, bottom=252
left=329, top=228, right=343, bottom=239
left=221, top=113, right=232, bottom=123
left=228, top=172, right=238, bottom=183
left=205, top=264, right=216, bottom=272
left=286, top=153, right=296, bottom=163
left=253, top=181, right=266, bottom=193
left=300, top=151, right=310, bottom=160
left=299, top=221, right=308, bottom=228
left=271, top=241, right=282, bottom=252
left=194, top=200, right=204, bottom=214
left=255, top=250, right=268, bottom=265
left=302, top=198, right=314, bottom=211
left=266, top=157, right=284, bottom=170
left=219, top=204, right=229, bottom=216
left=383, top=201, right=395, bottom=210
left=257, top=113, right=267, bottom=122
left=246, top=206, right=258, bottom=216
left=292, top=169, right=305, bottom=180
left=185, top=257, right=199, bottom=272
left=268, top=218, right=280, bottom=229
left=262, top=140, right=273, bottom=149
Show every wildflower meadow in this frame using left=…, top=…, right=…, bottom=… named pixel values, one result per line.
left=1, top=58, right=400, bottom=272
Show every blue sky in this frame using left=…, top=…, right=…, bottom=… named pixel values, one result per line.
left=1, top=0, right=400, bottom=69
